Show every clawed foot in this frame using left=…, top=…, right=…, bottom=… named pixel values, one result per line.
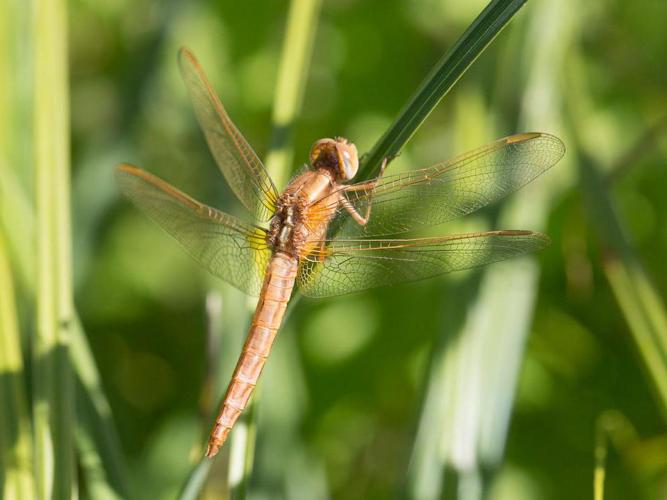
left=379, top=151, right=400, bottom=177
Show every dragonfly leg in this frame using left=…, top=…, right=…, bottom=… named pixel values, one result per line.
left=341, top=156, right=389, bottom=226
left=345, top=156, right=389, bottom=193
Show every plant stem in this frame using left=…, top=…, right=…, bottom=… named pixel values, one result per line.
left=360, top=0, right=528, bottom=180
left=32, top=0, right=75, bottom=497
left=71, top=315, right=129, bottom=498
left=0, top=230, right=36, bottom=500
left=228, top=395, right=258, bottom=500
left=579, top=152, right=667, bottom=419
left=265, top=0, right=323, bottom=188
left=0, top=11, right=35, bottom=499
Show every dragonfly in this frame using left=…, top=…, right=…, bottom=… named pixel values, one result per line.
left=115, top=47, right=565, bottom=458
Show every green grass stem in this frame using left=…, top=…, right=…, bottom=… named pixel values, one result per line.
left=0, top=230, right=36, bottom=500
left=565, top=47, right=667, bottom=419
left=579, top=154, right=667, bottom=419
left=228, top=397, right=258, bottom=500
left=407, top=1, right=574, bottom=498
left=178, top=459, right=213, bottom=500
left=2, top=1, right=128, bottom=496
left=71, top=315, right=129, bottom=498
left=359, top=0, right=528, bottom=180
left=0, top=167, right=129, bottom=498
left=32, top=0, right=75, bottom=496
left=1, top=2, right=36, bottom=498
left=265, top=0, right=323, bottom=189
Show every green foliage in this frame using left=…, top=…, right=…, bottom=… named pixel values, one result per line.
left=1, top=0, right=666, bottom=499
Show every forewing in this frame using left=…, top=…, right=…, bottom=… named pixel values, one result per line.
left=115, top=164, right=271, bottom=296
left=297, top=230, right=549, bottom=298
left=318, top=133, right=565, bottom=237
left=178, top=47, right=279, bottom=221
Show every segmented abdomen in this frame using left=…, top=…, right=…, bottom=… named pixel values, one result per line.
left=206, top=252, right=298, bottom=458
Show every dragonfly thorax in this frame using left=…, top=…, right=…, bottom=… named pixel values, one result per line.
left=267, top=168, right=342, bottom=258
left=268, top=196, right=302, bottom=255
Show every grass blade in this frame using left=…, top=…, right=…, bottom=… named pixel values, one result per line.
left=0, top=168, right=130, bottom=497
left=72, top=315, right=129, bottom=498
left=593, top=411, right=636, bottom=500
left=593, top=410, right=667, bottom=500
left=0, top=230, right=36, bottom=500
left=406, top=1, right=574, bottom=497
left=228, top=398, right=258, bottom=500
left=579, top=153, right=667, bottom=418
left=2, top=2, right=128, bottom=496
left=0, top=168, right=35, bottom=289
left=32, top=0, right=75, bottom=496
left=178, top=459, right=213, bottom=500
left=265, top=0, right=323, bottom=189
left=0, top=2, right=35, bottom=498
left=566, top=43, right=667, bottom=418
left=359, top=0, right=527, bottom=179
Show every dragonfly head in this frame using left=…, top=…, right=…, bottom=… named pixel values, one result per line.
left=310, top=137, right=359, bottom=181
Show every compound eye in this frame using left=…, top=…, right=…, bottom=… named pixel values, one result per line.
left=338, top=145, right=358, bottom=180
left=342, top=151, right=353, bottom=177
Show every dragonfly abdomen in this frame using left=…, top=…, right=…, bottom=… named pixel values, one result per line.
left=206, top=252, right=298, bottom=458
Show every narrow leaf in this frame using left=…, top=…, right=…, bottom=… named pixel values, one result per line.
left=32, top=0, right=75, bottom=496
left=579, top=152, right=667, bottom=419
left=360, top=0, right=528, bottom=179
left=0, top=230, right=36, bottom=500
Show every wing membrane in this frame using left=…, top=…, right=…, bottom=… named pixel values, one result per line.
left=178, top=47, right=279, bottom=221
left=115, top=164, right=270, bottom=296
left=317, top=133, right=565, bottom=237
left=297, top=230, right=549, bottom=298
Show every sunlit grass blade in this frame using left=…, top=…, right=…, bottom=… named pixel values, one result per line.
left=579, top=154, right=667, bottom=419
left=0, top=2, right=35, bottom=498
left=0, top=170, right=130, bottom=497
left=178, top=459, right=213, bottom=500
left=1, top=1, right=129, bottom=494
left=563, top=4, right=667, bottom=419
left=593, top=410, right=636, bottom=500
left=0, top=230, right=36, bottom=499
left=605, top=256, right=667, bottom=416
left=228, top=398, right=258, bottom=500
left=75, top=425, right=123, bottom=500
left=265, top=0, right=323, bottom=189
left=0, top=0, right=34, bottom=291
left=0, top=169, right=35, bottom=288
left=175, top=289, right=223, bottom=496
left=71, top=316, right=130, bottom=498
left=359, top=0, right=527, bottom=179
left=594, top=410, right=667, bottom=500
left=32, top=0, right=76, bottom=496
left=407, top=1, right=574, bottom=497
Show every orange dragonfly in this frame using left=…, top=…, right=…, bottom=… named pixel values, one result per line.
left=115, top=48, right=565, bottom=458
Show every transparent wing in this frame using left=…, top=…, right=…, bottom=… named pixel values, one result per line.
left=115, top=164, right=271, bottom=296
left=178, top=47, right=279, bottom=221
left=316, top=133, right=565, bottom=237
left=297, top=230, right=549, bottom=298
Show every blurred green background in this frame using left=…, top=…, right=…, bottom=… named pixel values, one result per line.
left=2, top=0, right=667, bottom=499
